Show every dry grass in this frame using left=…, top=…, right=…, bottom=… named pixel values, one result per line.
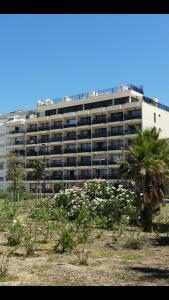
left=0, top=203, right=169, bottom=286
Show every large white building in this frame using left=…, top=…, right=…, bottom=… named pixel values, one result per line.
left=1, top=84, right=169, bottom=193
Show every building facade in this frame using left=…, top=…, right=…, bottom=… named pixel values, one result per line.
left=0, top=84, right=169, bottom=193
left=23, top=84, right=169, bottom=193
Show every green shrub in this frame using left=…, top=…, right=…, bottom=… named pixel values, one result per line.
left=124, top=232, right=144, bottom=249
left=7, top=219, right=24, bottom=246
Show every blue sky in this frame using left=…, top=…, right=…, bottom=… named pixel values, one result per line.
left=0, top=14, right=169, bottom=113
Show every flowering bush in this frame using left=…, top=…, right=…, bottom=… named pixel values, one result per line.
left=52, top=180, right=143, bottom=229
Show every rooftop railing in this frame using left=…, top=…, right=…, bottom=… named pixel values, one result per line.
left=52, top=84, right=144, bottom=104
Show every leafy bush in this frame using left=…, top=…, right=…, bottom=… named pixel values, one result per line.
left=0, top=200, right=17, bottom=231
left=7, top=219, right=24, bottom=246
left=52, top=180, right=143, bottom=229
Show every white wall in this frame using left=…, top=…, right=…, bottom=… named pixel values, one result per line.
left=142, top=101, right=169, bottom=139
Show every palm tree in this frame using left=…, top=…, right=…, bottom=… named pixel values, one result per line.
left=120, top=127, right=169, bottom=232
left=31, top=159, right=46, bottom=200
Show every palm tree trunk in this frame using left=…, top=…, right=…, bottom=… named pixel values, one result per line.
left=143, top=204, right=153, bottom=232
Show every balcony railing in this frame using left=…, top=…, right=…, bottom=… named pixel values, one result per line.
left=78, top=161, right=91, bottom=166
left=50, top=124, right=63, bottom=130
left=77, top=134, right=91, bottom=140
left=108, top=116, right=123, bottom=122
left=38, top=139, right=50, bottom=144
left=92, top=160, right=107, bottom=165
left=78, top=175, right=92, bottom=180
left=47, top=162, right=63, bottom=168
left=109, top=130, right=124, bottom=136
left=50, top=175, right=63, bottom=180
left=78, top=148, right=92, bottom=152
left=38, top=151, right=50, bottom=156
left=9, top=130, right=25, bottom=134
left=64, top=175, right=78, bottom=180
left=77, top=120, right=91, bottom=126
left=125, top=128, right=138, bottom=135
left=26, top=140, right=37, bottom=144
left=92, top=132, right=107, bottom=138
left=92, top=146, right=107, bottom=152
left=64, top=136, right=77, bottom=141
left=108, top=145, right=124, bottom=150
left=50, top=149, right=62, bottom=155
left=26, top=152, right=38, bottom=156
left=108, top=174, right=120, bottom=179
left=64, top=162, right=77, bottom=166
left=50, top=137, right=63, bottom=142
left=108, top=160, right=120, bottom=165
left=27, top=127, right=37, bottom=132
left=92, top=118, right=107, bottom=124
left=64, top=123, right=77, bottom=128
left=63, top=149, right=77, bottom=153
left=38, top=126, right=49, bottom=131
left=26, top=175, right=36, bottom=180
left=124, top=114, right=142, bottom=120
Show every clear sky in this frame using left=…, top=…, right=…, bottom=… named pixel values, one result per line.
left=0, top=14, right=169, bottom=113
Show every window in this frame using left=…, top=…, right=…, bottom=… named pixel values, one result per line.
left=0, top=177, right=4, bottom=181
left=58, top=105, right=83, bottom=114
left=45, top=109, right=56, bottom=116
left=114, top=97, right=129, bottom=105
left=84, top=99, right=112, bottom=110
left=154, top=113, right=156, bottom=123
left=67, top=118, right=76, bottom=125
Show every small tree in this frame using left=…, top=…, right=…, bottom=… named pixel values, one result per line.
left=31, top=159, right=45, bottom=200
left=120, top=127, right=169, bottom=232
left=6, top=152, right=25, bottom=205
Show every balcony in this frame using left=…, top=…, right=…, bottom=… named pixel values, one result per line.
left=64, top=123, right=77, bottom=128
left=93, top=174, right=108, bottom=179
left=47, top=162, right=63, bottom=168
left=124, top=114, right=142, bottom=120
left=64, top=162, right=77, bottom=167
left=38, top=126, right=49, bottom=131
left=9, top=130, right=25, bottom=134
left=38, top=151, right=50, bottom=156
left=92, top=160, right=107, bottom=165
left=78, top=175, right=92, bottom=180
left=63, top=148, right=77, bottom=154
left=27, top=127, right=37, bottom=133
left=50, top=175, right=63, bottom=180
left=50, top=124, right=63, bottom=130
left=92, top=117, right=107, bottom=124
left=108, top=116, right=123, bottom=123
left=108, top=160, right=119, bottom=165
left=78, top=161, right=91, bottom=166
left=108, top=174, right=119, bottom=179
left=42, top=189, right=53, bottom=194
left=77, top=120, right=91, bottom=126
left=64, top=135, right=77, bottom=141
left=26, top=151, right=38, bottom=157
left=92, top=146, right=107, bottom=152
left=77, top=134, right=91, bottom=140
left=26, top=175, right=36, bottom=180
left=92, top=132, right=107, bottom=138
left=38, top=139, right=50, bottom=144
left=78, top=148, right=92, bottom=153
left=108, top=145, right=124, bottom=151
left=50, top=149, right=63, bottom=155
left=26, top=163, right=33, bottom=168
left=125, top=128, right=138, bottom=135
left=109, top=130, right=124, bottom=136
left=26, top=140, right=37, bottom=145
left=64, top=175, right=78, bottom=180
left=50, top=137, right=63, bottom=142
